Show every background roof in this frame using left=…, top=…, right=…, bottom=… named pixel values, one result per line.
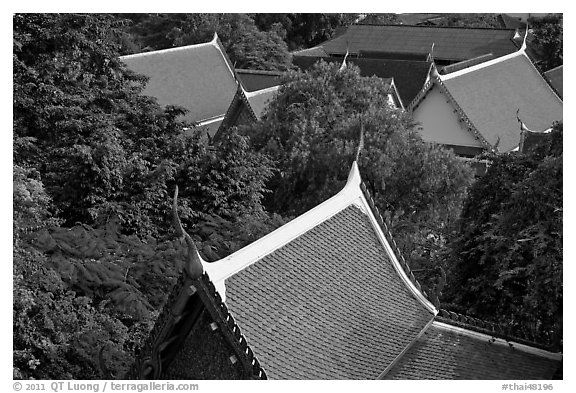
left=321, top=24, right=519, bottom=61
left=121, top=40, right=237, bottom=125
left=293, top=56, right=431, bottom=108
left=223, top=204, right=434, bottom=379
left=441, top=53, right=563, bottom=152
left=236, top=69, right=283, bottom=92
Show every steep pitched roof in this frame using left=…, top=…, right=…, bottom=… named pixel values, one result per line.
left=293, top=56, right=431, bottom=108
left=133, top=161, right=562, bottom=380
left=318, top=24, right=519, bottom=61
left=236, top=69, right=283, bottom=92
left=120, top=34, right=238, bottom=128
left=202, top=162, right=437, bottom=379
left=383, top=320, right=561, bottom=379
left=410, top=48, right=563, bottom=153
left=216, top=83, right=279, bottom=137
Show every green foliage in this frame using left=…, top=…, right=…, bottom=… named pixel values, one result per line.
left=529, top=14, right=563, bottom=71
left=251, top=13, right=358, bottom=50
left=13, top=14, right=284, bottom=379
left=358, top=14, right=402, bottom=25
left=432, top=14, right=502, bottom=28
left=124, top=14, right=292, bottom=71
left=442, top=124, right=563, bottom=348
left=238, top=61, right=473, bottom=296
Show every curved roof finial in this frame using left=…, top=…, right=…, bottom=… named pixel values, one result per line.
left=520, top=25, right=529, bottom=52
left=172, top=185, right=204, bottom=279
left=355, top=116, right=365, bottom=162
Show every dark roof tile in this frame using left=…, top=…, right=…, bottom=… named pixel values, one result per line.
left=292, top=56, right=431, bottom=108
left=121, top=37, right=237, bottom=126
left=321, top=24, right=518, bottom=61
left=384, top=322, right=561, bottom=379
left=224, top=205, right=434, bottom=379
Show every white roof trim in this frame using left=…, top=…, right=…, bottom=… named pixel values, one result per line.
left=120, top=37, right=216, bottom=61
left=433, top=321, right=563, bottom=361
left=196, top=114, right=225, bottom=126
left=440, top=47, right=526, bottom=81
left=203, top=162, right=438, bottom=315
left=244, top=85, right=281, bottom=98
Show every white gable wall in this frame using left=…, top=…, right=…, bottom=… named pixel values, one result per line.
left=412, top=87, right=484, bottom=148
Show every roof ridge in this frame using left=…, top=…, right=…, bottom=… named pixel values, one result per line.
left=120, top=40, right=215, bottom=60
left=436, top=308, right=557, bottom=352
left=351, top=23, right=516, bottom=31
left=359, top=181, right=430, bottom=301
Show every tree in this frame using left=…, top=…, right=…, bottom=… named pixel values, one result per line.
left=124, top=13, right=293, bottom=71
left=252, top=13, right=358, bottom=50
left=433, top=14, right=502, bottom=28
left=528, top=14, right=563, bottom=71
left=442, top=124, right=562, bottom=348
left=237, top=61, right=473, bottom=295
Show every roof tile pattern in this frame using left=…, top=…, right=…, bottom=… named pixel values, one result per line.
left=121, top=41, right=237, bottom=125
left=441, top=54, right=563, bottom=152
left=224, top=205, right=434, bottom=379
left=321, top=25, right=518, bottom=61
left=236, top=69, right=283, bottom=92
left=384, top=323, right=560, bottom=379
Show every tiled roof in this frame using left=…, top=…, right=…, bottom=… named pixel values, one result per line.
left=120, top=34, right=238, bottom=127
left=291, top=45, right=329, bottom=57
left=319, top=24, right=519, bottom=61
left=224, top=205, right=433, bottom=379
left=245, top=86, right=280, bottom=120
left=545, top=65, right=563, bottom=98
left=203, top=163, right=436, bottom=379
left=439, top=50, right=562, bottom=152
left=293, top=55, right=431, bottom=108
left=236, top=69, right=283, bottom=92
left=383, top=321, right=561, bottom=379
left=136, top=161, right=562, bottom=380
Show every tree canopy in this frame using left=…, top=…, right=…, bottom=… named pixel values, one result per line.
left=122, top=13, right=293, bottom=71
left=236, top=61, right=473, bottom=297
left=13, top=13, right=282, bottom=379
left=442, top=124, right=563, bottom=348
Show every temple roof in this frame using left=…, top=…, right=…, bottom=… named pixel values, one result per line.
left=203, top=162, right=436, bottom=379
left=236, top=69, right=283, bottom=92
left=244, top=86, right=280, bottom=120
left=134, top=161, right=562, bottom=379
left=315, top=24, right=519, bottom=61
left=383, top=321, right=561, bottom=379
left=120, top=33, right=237, bottom=128
left=410, top=47, right=563, bottom=152
left=293, top=56, right=431, bottom=108
left=545, top=65, right=563, bottom=98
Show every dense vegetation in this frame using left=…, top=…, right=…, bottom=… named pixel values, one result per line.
left=13, top=13, right=562, bottom=379
left=442, top=124, right=563, bottom=349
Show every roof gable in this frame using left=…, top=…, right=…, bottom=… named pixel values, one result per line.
left=121, top=34, right=238, bottom=126
left=439, top=51, right=562, bottom=152
left=320, top=25, right=518, bottom=61
left=201, top=162, right=436, bottom=379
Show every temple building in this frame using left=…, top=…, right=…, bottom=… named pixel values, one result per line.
left=128, top=160, right=562, bottom=380
left=121, top=34, right=238, bottom=136
left=408, top=37, right=562, bottom=157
